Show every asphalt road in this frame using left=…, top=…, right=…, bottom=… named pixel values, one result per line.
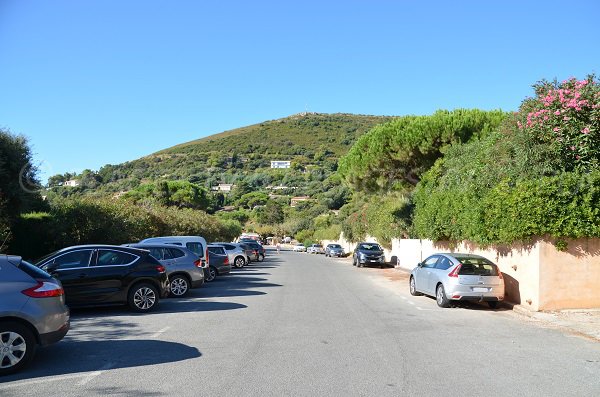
left=1, top=250, right=599, bottom=396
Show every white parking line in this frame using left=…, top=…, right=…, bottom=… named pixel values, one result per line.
left=0, top=362, right=115, bottom=389
left=407, top=301, right=415, bottom=305
left=151, top=326, right=171, bottom=338
left=77, top=362, right=115, bottom=386
left=416, top=307, right=434, bottom=311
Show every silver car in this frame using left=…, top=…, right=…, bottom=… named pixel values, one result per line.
left=125, top=244, right=205, bottom=297
left=0, top=255, right=70, bottom=375
left=410, top=253, right=505, bottom=308
left=211, top=242, right=250, bottom=268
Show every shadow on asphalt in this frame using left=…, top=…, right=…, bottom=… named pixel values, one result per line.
left=0, top=339, right=201, bottom=385
left=419, top=295, right=511, bottom=311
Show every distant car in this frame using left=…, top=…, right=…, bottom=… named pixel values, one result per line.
left=240, top=241, right=265, bottom=261
left=212, top=242, right=251, bottom=268
left=124, top=244, right=204, bottom=297
left=352, top=242, right=385, bottom=268
left=35, top=245, right=169, bottom=312
left=325, top=244, right=344, bottom=257
left=307, top=244, right=324, bottom=254
left=293, top=243, right=307, bottom=252
left=410, top=253, right=505, bottom=308
left=1, top=255, right=70, bottom=375
left=206, top=245, right=232, bottom=282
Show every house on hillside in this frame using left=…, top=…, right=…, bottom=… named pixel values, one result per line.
left=270, top=161, right=291, bottom=169
left=63, top=179, right=80, bottom=187
left=212, top=183, right=235, bottom=193
left=290, top=196, right=311, bottom=207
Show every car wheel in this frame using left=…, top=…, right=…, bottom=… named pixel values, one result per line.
left=169, top=275, right=190, bottom=297
left=488, top=301, right=499, bottom=309
left=409, top=277, right=422, bottom=296
left=436, top=284, right=450, bottom=308
left=205, top=266, right=217, bottom=282
left=352, top=256, right=356, bottom=266
left=234, top=256, right=246, bottom=268
left=128, top=283, right=159, bottom=312
left=0, top=322, right=37, bottom=376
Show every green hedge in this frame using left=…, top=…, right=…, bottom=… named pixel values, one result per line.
left=9, top=198, right=242, bottom=260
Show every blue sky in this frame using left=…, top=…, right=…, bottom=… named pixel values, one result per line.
left=1, top=0, right=599, bottom=182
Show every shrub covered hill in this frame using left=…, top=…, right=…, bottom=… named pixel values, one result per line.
left=47, top=113, right=393, bottom=201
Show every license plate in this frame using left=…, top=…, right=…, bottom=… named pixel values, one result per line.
left=472, top=287, right=489, bottom=292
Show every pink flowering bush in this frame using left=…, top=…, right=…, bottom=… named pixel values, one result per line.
left=516, top=74, right=600, bottom=170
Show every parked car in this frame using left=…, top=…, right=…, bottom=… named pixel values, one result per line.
left=123, top=244, right=204, bottom=297
left=325, top=244, right=345, bottom=257
left=35, top=245, right=169, bottom=312
left=240, top=240, right=265, bottom=261
left=1, top=255, right=70, bottom=375
left=139, top=236, right=208, bottom=265
left=206, top=245, right=232, bottom=282
left=211, top=242, right=251, bottom=268
left=308, top=244, right=324, bottom=254
left=293, top=243, right=307, bottom=252
left=410, top=253, right=505, bottom=308
left=352, top=242, right=385, bottom=268
left=237, top=242, right=256, bottom=264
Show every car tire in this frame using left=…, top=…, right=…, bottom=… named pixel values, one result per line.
left=234, top=256, right=246, bottom=268
left=0, top=321, right=37, bottom=376
left=205, top=266, right=217, bottom=282
left=409, top=277, right=422, bottom=296
left=488, top=301, right=499, bottom=309
left=128, top=283, right=159, bottom=312
left=436, top=284, right=450, bottom=308
left=169, top=275, right=190, bottom=297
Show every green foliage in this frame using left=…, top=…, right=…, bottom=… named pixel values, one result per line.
left=125, top=180, right=210, bottom=210
left=338, top=109, right=507, bottom=192
left=9, top=198, right=242, bottom=260
left=255, top=201, right=285, bottom=225
left=313, top=224, right=342, bottom=241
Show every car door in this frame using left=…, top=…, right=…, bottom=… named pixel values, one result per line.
left=84, top=249, right=139, bottom=304
left=39, top=249, right=94, bottom=306
left=416, top=255, right=440, bottom=295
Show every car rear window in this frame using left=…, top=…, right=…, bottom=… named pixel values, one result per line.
left=186, top=242, right=204, bottom=257
left=458, top=261, right=499, bottom=276
left=208, top=246, right=226, bottom=255
left=17, top=260, right=53, bottom=280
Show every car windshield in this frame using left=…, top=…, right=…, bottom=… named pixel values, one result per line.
left=358, top=244, right=382, bottom=251
left=329, top=244, right=341, bottom=248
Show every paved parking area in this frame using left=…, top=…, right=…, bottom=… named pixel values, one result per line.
left=1, top=251, right=599, bottom=396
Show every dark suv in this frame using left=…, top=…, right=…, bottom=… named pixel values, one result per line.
left=35, top=245, right=170, bottom=312
left=1, top=255, right=70, bottom=375
left=352, top=242, right=386, bottom=268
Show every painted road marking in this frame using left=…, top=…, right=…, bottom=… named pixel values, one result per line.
left=151, top=326, right=171, bottom=338
left=77, top=362, right=115, bottom=386
left=0, top=362, right=115, bottom=389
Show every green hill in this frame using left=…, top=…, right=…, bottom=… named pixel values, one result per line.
left=49, top=112, right=394, bottom=196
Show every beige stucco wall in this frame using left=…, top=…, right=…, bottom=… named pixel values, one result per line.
left=539, top=239, right=600, bottom=310
left=319, top=234, right=600, bottom=311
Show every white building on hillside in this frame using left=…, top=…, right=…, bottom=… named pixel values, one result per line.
left=270, top=161, right=291, bottom=169
left=212, top=183, right=235, bottom=193
left=63, top=179, right=80, bottom=187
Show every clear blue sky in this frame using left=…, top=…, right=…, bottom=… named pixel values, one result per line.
left=1, top=0, right=599, bottom=182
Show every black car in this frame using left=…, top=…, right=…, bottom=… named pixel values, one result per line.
left=352, top=242, right=386, bottom=268
left=35, top=245, right=170, bottom=312
left=205, top=245, right=232, bottom=282
left=239, top=240, right=265, bottom=261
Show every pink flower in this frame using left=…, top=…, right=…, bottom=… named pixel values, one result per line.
left=570, top=146, right=576, bottom=151
left=554, top=110, right=561, bottom=115
left=582, top=127, right=590, bottom=134
left=553, top=127, right=560, bottom=132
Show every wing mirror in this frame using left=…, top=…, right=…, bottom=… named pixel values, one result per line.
left=417, top=262, right=423, bottom=268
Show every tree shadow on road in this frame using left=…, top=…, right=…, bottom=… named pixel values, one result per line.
left=0, top=339, right=201, bottom=386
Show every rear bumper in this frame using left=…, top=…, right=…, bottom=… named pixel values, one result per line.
left=39, top=321, right=69, bottom=346
left=217, top=265, right=231, bottom=275
left=447, top=283, right=504, bottom=302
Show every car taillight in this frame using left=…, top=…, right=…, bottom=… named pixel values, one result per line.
left=224, top=256, right=229, bottom=265
left=448, top=264, right=462, bottom=278
left=22, top=281, right=64, bottom=298
left=253, top=250, right=258, bottom=255
left=156, top=265, right=166, bottom=273
left=498, top=268, right=504, bottom=279
left=194, top=259, right=202, bottom=268
left=205, top=248, right=209, bottom=266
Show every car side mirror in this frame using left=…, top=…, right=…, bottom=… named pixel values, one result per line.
left=417, top=262, right=423, bottom=268
left=42, top=262, right=57, bottom=272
